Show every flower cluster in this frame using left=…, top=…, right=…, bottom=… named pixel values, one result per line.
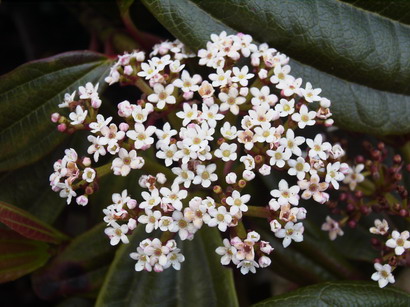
left=50, top=31, right=350, bottom=276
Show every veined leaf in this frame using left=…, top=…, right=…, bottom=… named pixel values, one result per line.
left=0, top=51, right=112, bottom=171
left=0, top=228, right=50, bottom=283
left=253, top=281, right=410, bottom=307
left=96, top=226, right=239, bottom=307
left=32, top=223, right=115, bottom=300
left=0, top=201, right=69, bottom=244
left=142, top=0, right=410, bottom=135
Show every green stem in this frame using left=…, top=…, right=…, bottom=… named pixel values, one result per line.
left=135, top=78, right=154, bottom=95
left=233, top=221, right=247, bottom=239
left=244, top=206, right=269, bottom=218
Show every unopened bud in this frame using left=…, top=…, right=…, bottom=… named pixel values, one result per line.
left=82, top=157, right=91, bottom=167
left=51, top=113, right=60, bottom=123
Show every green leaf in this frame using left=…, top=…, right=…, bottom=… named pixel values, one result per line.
left=0, top=228, right=50, bottom=283
left=32, top=223, right=115, bottom=300
left=96, top=226, right=239, bottom=307
left=142, top=0, right=410, bottom=135
left=0, top=51, right=112, bottom=171
left=0, top=201, right=69, bottom=244
left=253, top=281, right=410, bottom=307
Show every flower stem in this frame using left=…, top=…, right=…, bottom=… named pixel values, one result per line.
left=244, top=206, right=269, bottom=218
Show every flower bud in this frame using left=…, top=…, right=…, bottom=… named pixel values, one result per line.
left=51, top=113, right=60, bottom=123
left=242, top=170, right=255, bottom=181
left=270, top=219, right=282, bottom=232
left=82, top=157, right=91, bottom=167
left=258, top=255, right=271, bottom=268
left=225, top=172, right=237, bottom=184
left=258, top=69, right=268, bottom=79
left=239, top=87, right=249, bottom=97
left=119, top=122, right=129, bottom=131
left=76, top=195, right=88, bottom=206
left=124, top=65, right=133, bottom=75
left=57, top=123, right=67, bottom=132
left=156, top=173, right=167, bottom=184
left=259, top=241, right=274, bottom=254
left=128, top=218, right=137, bottom=230
left=258, top=164, right=271, bottom=176
left=238, top=179, right=247, bottom=188
left=183, top=91, right=194, bottom=100
left=320, top=98, right=331, bottom=108
left=127, top=199, right=137, bottom=209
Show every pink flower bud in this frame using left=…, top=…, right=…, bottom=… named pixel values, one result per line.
left=91, top=99, right=102, bottom=109
left=76, top=195, right=88, bottom=206
left=225, top=172, right=237, bottom=184
left=270, top=219, right=282, bottom=232
left=242, top=170, right=255, bottom=181
left=325, top=119, right=334, bottom=127
left=239, top=87, right=249, bottom=97
left=258, top=255, right=271, bottom=268
left=340, top=162, right=350, bottom=174
left=82, top=157, right=91, bottom=167
left=258, top=164, right=271, bottom=176
left=57, top=123, right=67, bottom=132
left=230, top=236, right=242, bottom=247
left=320, top=98, right=331, bottom=108
left=269, top=199, right=280, bottom=211
left=127, top=199, right=137, bottom=209
left=139, top=175, right=149, bottom=188
left=153, top=263, right=164, bottom=273
left=119, top=122, right=129, bottom=131
left=51, top=113, right=60, bottom=123
left=124, top=65, right=133, bottom=75
left=127, top=218, right=137, bottom=230
left=183, top=91, right=194, bottom=100
left=260, top=241, right=274, bottom=254
left=135, top=51, right=145, bottom=62
left=117, top=100, right=133, bottom=117
left=296, top=207, right=307, bottom=220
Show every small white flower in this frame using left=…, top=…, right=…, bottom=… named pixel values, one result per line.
left=193, top=164, right=218, bottom=188
left=321, top=216, right=344, bottom=240
left=270, top=179, right=300, bottom=206
left=209, top=68, right=231, bottom=87
left=69, top=105, right=88, bottom=125
left=226, top=190, right=251, bottom=215
left=216, top=238, right=237, bottom=265
left=369, top=219, right=389, bottom=235
left=104, top=222, right=129, bottom=245
left=218, top=87, right=246, bottom=115
left=275, top=98, right=295, bottom=117
left=266, top=146, right=292, bottom=168
left=176, top=103, right=199, bottom=126
left=214, top=142, right=238, bottom=161
left=386, top=230, right=410, bottom=256
left=137, top=62, right=158, bottom=80
left=279, top=129, right=305, bottom=156
left=139, top=189, right=161, bottom=209
left=275, top=221, right=304, bottom=248
left=240, top=155, right=255, bottom=170
left=173, top=70, right=201, bottom=92
left=287, top=157, right=310, bottom=180
left=87, top=135, right=108, bottom=162
left=82, top=167, right=96, bottom=183
left=172, top=164, right=195, bottom=188
left=237, top=260, right=259, bottom=275
left=258, top=164, right=271, bottom=176
left=298, top=174, right=329, bottom=204
left=201, top=104, right=224, bottom=127
left=232, top=66, right=254, bottom=86
left=301, top=82, right=321, bottom=103
left=206, top=206, right=232, bottom=232
left=220, top=122, right=238, bottom=140
left=250, top=86, right=278, bottom=106
left=147, top=84, right=176, bottom=109
left=325, top=162, right=345, bottom=190
left=111, top=149, right=144, bottom=176
left=138, top=209, right=162, bottom=233
left=270, top=64, right=291, bottom=84
left=156, top=144, right=182, bottom=167
left=343, top=164, right=365, bottom=191
left=126, top=123, right=156, bottom=149
left=89, top=114, right=112, bottom=133
left=306, top=134, right=331, bottom=160
left=160, top=183, right=187, bottom=211
left=169, top=210, right=195, bottom=240
left=371, top=263, right=395, bottom=288
left=291, top=105, right=316, bottom=129
left=59, top=91, right=76, bottom=108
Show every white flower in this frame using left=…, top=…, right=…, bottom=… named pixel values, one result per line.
left=232, top=66, right=254, bottom=86
left=87, top=135, right=108, bottom=162
left=237, top=260, right=259, bottom=275
left=201, top=104, right=224, bottom=127
left=82, top=167, right=96, bottom=183
left=214, top=142, right=237, bottom=161
left=160, top=183, right=187, bottom=211
left=369, top=219, right=389, bottom=235
left=270, top=64, right=291, bottom=84
left=111, top=149, right=144, bottom=176
left=218, top=87, right=246, bottom=115
left=275, top=221, right=304, bottom=248
left=254, top=124, right=277, bottom=143
left=306, top=134, right=331, bottom=160
left=193, top=164, right=218, bottom=188
left=325, top=162, right=345, bottom=190
left=240, top=155, right=256, bottom=170
left=158, top=216, right=174, bottom=231
left=250, top=86, right=278, bottom=106
left=386, top=230, right=410, bottom=256
left=248, top=104, right=279, bottom=126
left=57, top=180, right=77, bottom=204
left=220, top=122, right=238, bottom=140
left=172, top=164, right=195, bottom=188
left=173, top=70, right=201, bottom=92
left=206, top=206, right=232, bottom=232
left=291, top=105, right=316, bottom=129
left=209, top=68, right=231, bottom=87
left=267, top=146, right=292, bottom=168
left=166, top=248, right=185, bottom=270
left=371, top=263, right=395, bottom=288
left=126, top=123, right=156, bottom=149
left=137, top=62, right=158, bottom=80
left=343, top=164, right=365, bottom=191
left=271, top=179, right=300, bottom=207
left=59, top=91, right=76, bottom=108
left=132, top=103, right=153, bottom=123
left=321, top=216, right=344, bottom=240
left=147, top=84, right=176, bottom=109
left=155, top=122, right=177, bottom=148
left=138, top=209, right=162, bottom=233
left=156, top=144, right=182, bottom=167
left=301, top=82, right=321, bottom=103
left=298, top=173, right=329, bottom=203
left=176, top=103, right=199, bottom=126
left=276, top=76, right=302, bottom=97
left=275, top=98, right=295, bottom=117
left=69, top=105, right=88, bottom=125
left=258, top=164, right=271, bottom=176
left=169, top=210, right=194, bottom=240
left=287, top=157, right=310, bottom=180
left=104, top=222, right=129, bottom=245
left=237, top=129, right=256, bottom=150
left=279, top=129, right=305, bottom=156
left=89, top=114, right=112, bottom=133
left=216, top=238, right=237, bottom=265
left=226, top=190, right=251, bottom=215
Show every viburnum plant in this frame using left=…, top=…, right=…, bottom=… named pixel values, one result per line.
left=49, top=31, right=370, bottom=277
left=2, top=1, right=410, bottom=306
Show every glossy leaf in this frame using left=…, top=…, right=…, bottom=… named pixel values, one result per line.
left=253, top=281, right=410, bottom=307
left=0, top=201, right=69, bottom=244
left=0, top=228, right=50, bottom=283
left=142, top=0, right=410, bottom=135
left=96, top=226, right=239, bottom=307
left=0, top=51, right=112, bottom=171
left=32, top=223, right=115, bottom=300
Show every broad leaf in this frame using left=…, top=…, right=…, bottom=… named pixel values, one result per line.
left=0, top=201, right=69, bottom=244
left=96, top=226, right=239, bottom=307
left=142, top=0, right=410, bottom=135
left=0, top=228, right=50, bottom=283
left=253, top=281, right=410, bottom=307
left=0, top=51, right=112, bottom=171
left=32, top=223, right=115, bottom=300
